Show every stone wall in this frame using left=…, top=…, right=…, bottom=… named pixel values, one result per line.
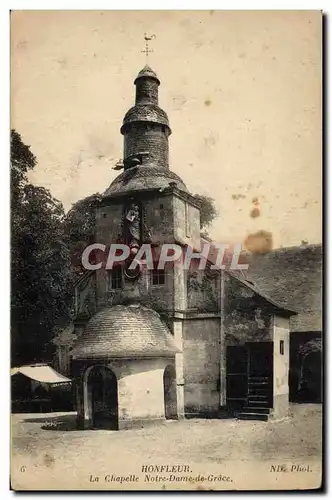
left=135, top=77, right=158, bottom=105
left=187, top=267, right=220, bottom=312
left=96, top=200, right=123, bottom=246
left=182, top=317, right=221, bottom=417
left=223, top=274, right=272, bottom=346
left=143, top=193, right=174, bottom=244
left=124, top=123, right=169, bottom=168
left=173, top=196, right=201, bottom=250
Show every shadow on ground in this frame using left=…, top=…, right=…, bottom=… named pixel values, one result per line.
left=23, top=413, right=78, bottom=431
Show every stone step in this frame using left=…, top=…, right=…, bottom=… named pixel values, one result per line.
left=236, top=412, right=269, bottom=421
left=249, top=376, right=269, bottom=380
left=246, top=401, right=270, bottom=407
left=242, top=407, right=271, bottom=414
left=248, top=393, right=269, bottom=398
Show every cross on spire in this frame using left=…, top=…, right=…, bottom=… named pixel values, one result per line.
left=141, top=33, right=156, bottom=62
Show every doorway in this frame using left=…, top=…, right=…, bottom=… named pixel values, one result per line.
left=86, top=366, right=118, bottom=430
left=226, top=342, right=273, bottom=411
left=247, top=342, right=273, bottom=408
left=226, top=345, right=248, bottom=411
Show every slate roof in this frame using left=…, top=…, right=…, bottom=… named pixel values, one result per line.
left=226, top=270, right=297, bottom=317
left=71, top=304, right=180, bottom=359
left=103, top=165, right=188, bottom=196
left=121, top=104, right=170, bottom=133
left=134, top=65, right=160, bottom=84
left=245, top=244, right=322, bottom=332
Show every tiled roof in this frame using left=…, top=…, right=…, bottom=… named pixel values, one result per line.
left=134, top=65, right=160, bottom=84
left=103, top=165, right=188, bottom=196
left=246, top=244, right=322, bottom=332
left=226, top=270, right=297, bottom=317
left=121, top=104, right=170, bottom=130
left=71, top=304, right=180, bottom=359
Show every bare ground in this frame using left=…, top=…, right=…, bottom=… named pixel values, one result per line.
left=10, top=404, right=322, bottom=490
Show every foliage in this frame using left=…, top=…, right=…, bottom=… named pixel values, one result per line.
left=11, top=130, right=73, bottom=365
left=63, top=194, right=101, bottom=278
left=298, top=338, right=322, bottom=358
left=193, top=194, right=219, bottom=236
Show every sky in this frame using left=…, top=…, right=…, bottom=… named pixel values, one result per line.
left=11, top=10, right=322, bottom=249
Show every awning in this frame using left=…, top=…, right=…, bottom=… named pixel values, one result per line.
left=11, top=365, right=71, bottom=385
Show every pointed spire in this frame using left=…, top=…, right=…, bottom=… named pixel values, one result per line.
left=134, top=65, right=160, bottom=85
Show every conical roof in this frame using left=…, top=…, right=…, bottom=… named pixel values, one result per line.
left=134, top=64, right=160, bottom=84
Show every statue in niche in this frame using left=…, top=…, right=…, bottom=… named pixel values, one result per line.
left=125, top=203, right=141, bottom=248
left=117, top=201, right=154, bottom=254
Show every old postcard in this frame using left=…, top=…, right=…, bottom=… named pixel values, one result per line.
left=10, top=10, right=323, bottom=491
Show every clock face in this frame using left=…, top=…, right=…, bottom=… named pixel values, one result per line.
left=124, top=259, right=142, bottom=281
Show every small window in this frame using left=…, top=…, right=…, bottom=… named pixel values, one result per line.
left=151, top=269, right=165, bottom=286
left=109, top=266, right=123, bottom=290
left=280, top=340, right=284, bottom=355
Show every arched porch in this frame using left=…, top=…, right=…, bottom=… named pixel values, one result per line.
left=83, top=365, right=118, bottom=430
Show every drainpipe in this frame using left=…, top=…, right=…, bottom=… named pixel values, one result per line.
left=219, top=271, right=227, bottom=408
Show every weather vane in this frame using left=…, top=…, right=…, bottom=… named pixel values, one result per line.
left=141, top=33, right=156, bottom=63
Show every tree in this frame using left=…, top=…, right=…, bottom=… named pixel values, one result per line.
left=193, top=194, right=219, bottom=238
left=63, top=194, right=101, bottom=278
left=11, top=130, right=73, bottom=365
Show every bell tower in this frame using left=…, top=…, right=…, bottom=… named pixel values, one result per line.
left=120, top=65, right=171, bottom=170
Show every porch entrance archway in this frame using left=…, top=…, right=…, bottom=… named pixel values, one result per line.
left=85, top=365, right=118, bottom=430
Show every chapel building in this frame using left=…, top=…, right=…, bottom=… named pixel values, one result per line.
left=70, top=64, right=299, bottom=430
